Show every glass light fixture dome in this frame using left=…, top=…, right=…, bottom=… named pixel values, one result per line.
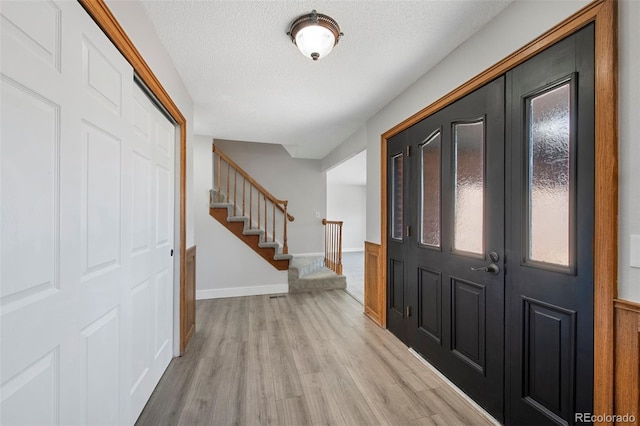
left=287, top=10, right=343, bottom=61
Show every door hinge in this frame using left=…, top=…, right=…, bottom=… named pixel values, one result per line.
left=405, top=145, right=411, bottom=157
left=406, top=225, right=411, bottom=237
left=406, top=306, right=412, bottom=317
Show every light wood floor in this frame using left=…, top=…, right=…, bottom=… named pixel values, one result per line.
left=136, top=290, right=495, bottom=426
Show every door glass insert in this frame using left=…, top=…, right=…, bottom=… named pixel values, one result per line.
left=527, top=83, right=571, bottom=266
left=453, top=121, right=484, bottom=255
left=391, top=153, right=403, bottom=240
left=420, top=131, right=441, bottom=247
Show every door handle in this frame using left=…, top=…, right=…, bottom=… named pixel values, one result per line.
left=471, top=263, right=500, bottom=275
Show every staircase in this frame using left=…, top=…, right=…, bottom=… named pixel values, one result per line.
left=210, top=190, right=292, bottom=270
left=209, top=144, right=346, bottom=292
left=288, top=256, right=347, bottom=293
left=210, top=144, right=295, bottom=271
left=209, top=191, right=346, bottom=289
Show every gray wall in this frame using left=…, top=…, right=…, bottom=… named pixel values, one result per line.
left=617, top=0, right=640, bottom=301
left=322, top=127, right=367, bottom=172
left=327, top=184, right=366, bottom=251
left=193, top=136, right=288, bottom=298
left=193, top=137, right=328, bottom=297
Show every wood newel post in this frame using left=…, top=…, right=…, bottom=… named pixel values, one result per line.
left=322, top=219, right=327, bottom=268
left=337, top=222, right=343, bottom=275
left=283, top=202, right=288, bottom=254
left=333, top=224, right=338, bottom=272
left=333, top=225, right=338, bottom=271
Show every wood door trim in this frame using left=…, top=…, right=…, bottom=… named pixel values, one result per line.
left=185, top=246, right=197, bottom=348
left=379, top=0, right=617, bottom=419
left=78, top=0, right=192, bottom=354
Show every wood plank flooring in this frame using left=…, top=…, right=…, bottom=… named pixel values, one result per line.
left=136, top=290, right=495, bottom=426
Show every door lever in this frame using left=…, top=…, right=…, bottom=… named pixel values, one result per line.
left=471, top=263, right=500, bottom=275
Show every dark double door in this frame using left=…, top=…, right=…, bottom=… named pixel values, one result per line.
left=387, top=25, right=594, bottom=425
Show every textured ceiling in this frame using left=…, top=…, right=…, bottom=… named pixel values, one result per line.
left=141, top=0, right=512, bottom=159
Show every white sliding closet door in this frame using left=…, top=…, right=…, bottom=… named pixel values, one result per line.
left=0, top=1, right=175, bottom=424
left=129, top=84, right=175, bottom=423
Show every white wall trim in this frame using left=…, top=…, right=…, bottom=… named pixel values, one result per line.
left=196, top=284, right=288, bottom=300
left=343, top=248, right=365, bottom=253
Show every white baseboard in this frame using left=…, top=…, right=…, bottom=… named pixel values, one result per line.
left=343, top=248, right=365, bottom=253
left=196, top=284, right=288, bottom=300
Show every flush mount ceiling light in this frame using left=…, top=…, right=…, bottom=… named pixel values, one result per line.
left=287, top=10, right=343, bottom=61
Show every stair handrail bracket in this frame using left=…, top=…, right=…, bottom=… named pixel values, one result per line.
left=212, top=143, right=294, bottom=258
left=322, top=218, right=343, bottom=275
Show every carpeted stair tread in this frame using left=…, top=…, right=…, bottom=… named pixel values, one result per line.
left=228, top=216, right=248, bottom=223
left=289, top=274, right=346, bottom=293
left=211, top=202, right=232, bottom=209
left=288, top=256, right=346, bottom=293
left=274, top=253, right=293, bottom=261
left=259, top=241, right=280, bottom=249
left=301, top=268, right=342, bottom=279
left=289, top=256, right=325, bottom=278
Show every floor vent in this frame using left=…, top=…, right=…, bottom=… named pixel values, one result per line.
left=269, top=295, right=287, bottom=299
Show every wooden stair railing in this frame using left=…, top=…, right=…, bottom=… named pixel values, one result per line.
left=322, top=219, right=343, bottom=275
left=211, top=144, right=294, bottom=256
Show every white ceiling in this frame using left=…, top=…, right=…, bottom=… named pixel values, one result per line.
left=140, top=0, right=512, bottom=159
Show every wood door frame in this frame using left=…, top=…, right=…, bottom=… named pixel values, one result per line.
left=77, top=0, right=194, bottom=354
left=380, top=0, right=617, bottom=419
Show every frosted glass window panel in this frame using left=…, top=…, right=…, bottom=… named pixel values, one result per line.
left=528, top=84, right=571, bottom=266
left=391, top=153, right=403, bottom=240
left=420, top=132, right=441, bottom=247
left=454, top=121, right=484, bottom=255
